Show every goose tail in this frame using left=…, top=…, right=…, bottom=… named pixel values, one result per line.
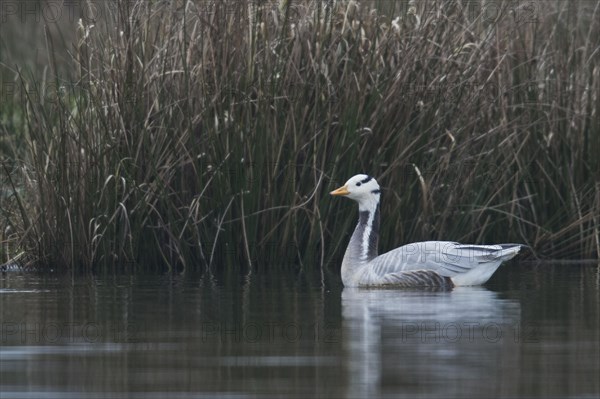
left=496, top=244, right=523, bottom=261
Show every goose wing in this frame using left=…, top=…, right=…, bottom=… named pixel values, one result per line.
left=369, top=241, right=521, bottom=278
left=378, top=269, right=454, bottom=288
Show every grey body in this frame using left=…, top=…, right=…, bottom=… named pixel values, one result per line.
left=332, top=174, right=521, bottom=288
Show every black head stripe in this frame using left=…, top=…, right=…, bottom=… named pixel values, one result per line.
left=371, top=189, right=381, bottom=194
left=361, top=176, right=372, bottom=184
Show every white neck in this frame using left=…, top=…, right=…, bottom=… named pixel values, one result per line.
left=341, top=196, right=380, bottom=285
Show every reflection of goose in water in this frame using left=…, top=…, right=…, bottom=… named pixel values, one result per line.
left=342, top=287, right=521, bottom=398
left=331, top=175, right=522, bottom=288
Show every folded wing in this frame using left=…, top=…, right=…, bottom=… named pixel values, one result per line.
left=368, top=241, right=521, bottom=285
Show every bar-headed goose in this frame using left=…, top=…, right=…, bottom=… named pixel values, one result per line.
left=330, top=174, right=521, bottom=288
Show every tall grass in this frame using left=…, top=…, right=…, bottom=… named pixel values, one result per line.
left=1, top=0, right=599, bottom=272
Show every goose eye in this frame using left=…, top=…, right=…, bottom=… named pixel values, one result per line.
left=356, top=182, right=362, bottom=187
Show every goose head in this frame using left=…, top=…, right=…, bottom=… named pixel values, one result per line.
left=330, top=174, right=381, bottom=212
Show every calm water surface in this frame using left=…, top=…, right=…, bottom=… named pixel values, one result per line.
left=1, top=263, right=599, bottom=399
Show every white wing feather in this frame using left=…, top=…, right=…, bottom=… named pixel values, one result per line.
left=362, top=241, right=521, bottom=286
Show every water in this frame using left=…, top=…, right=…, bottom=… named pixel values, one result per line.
left=1, top=263, right=598, bottom=399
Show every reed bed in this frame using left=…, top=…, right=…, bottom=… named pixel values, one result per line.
left=1, top=0, right=599, bottom=272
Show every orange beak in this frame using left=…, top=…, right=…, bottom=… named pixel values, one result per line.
left=330, top=185, right=350, bottom=196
